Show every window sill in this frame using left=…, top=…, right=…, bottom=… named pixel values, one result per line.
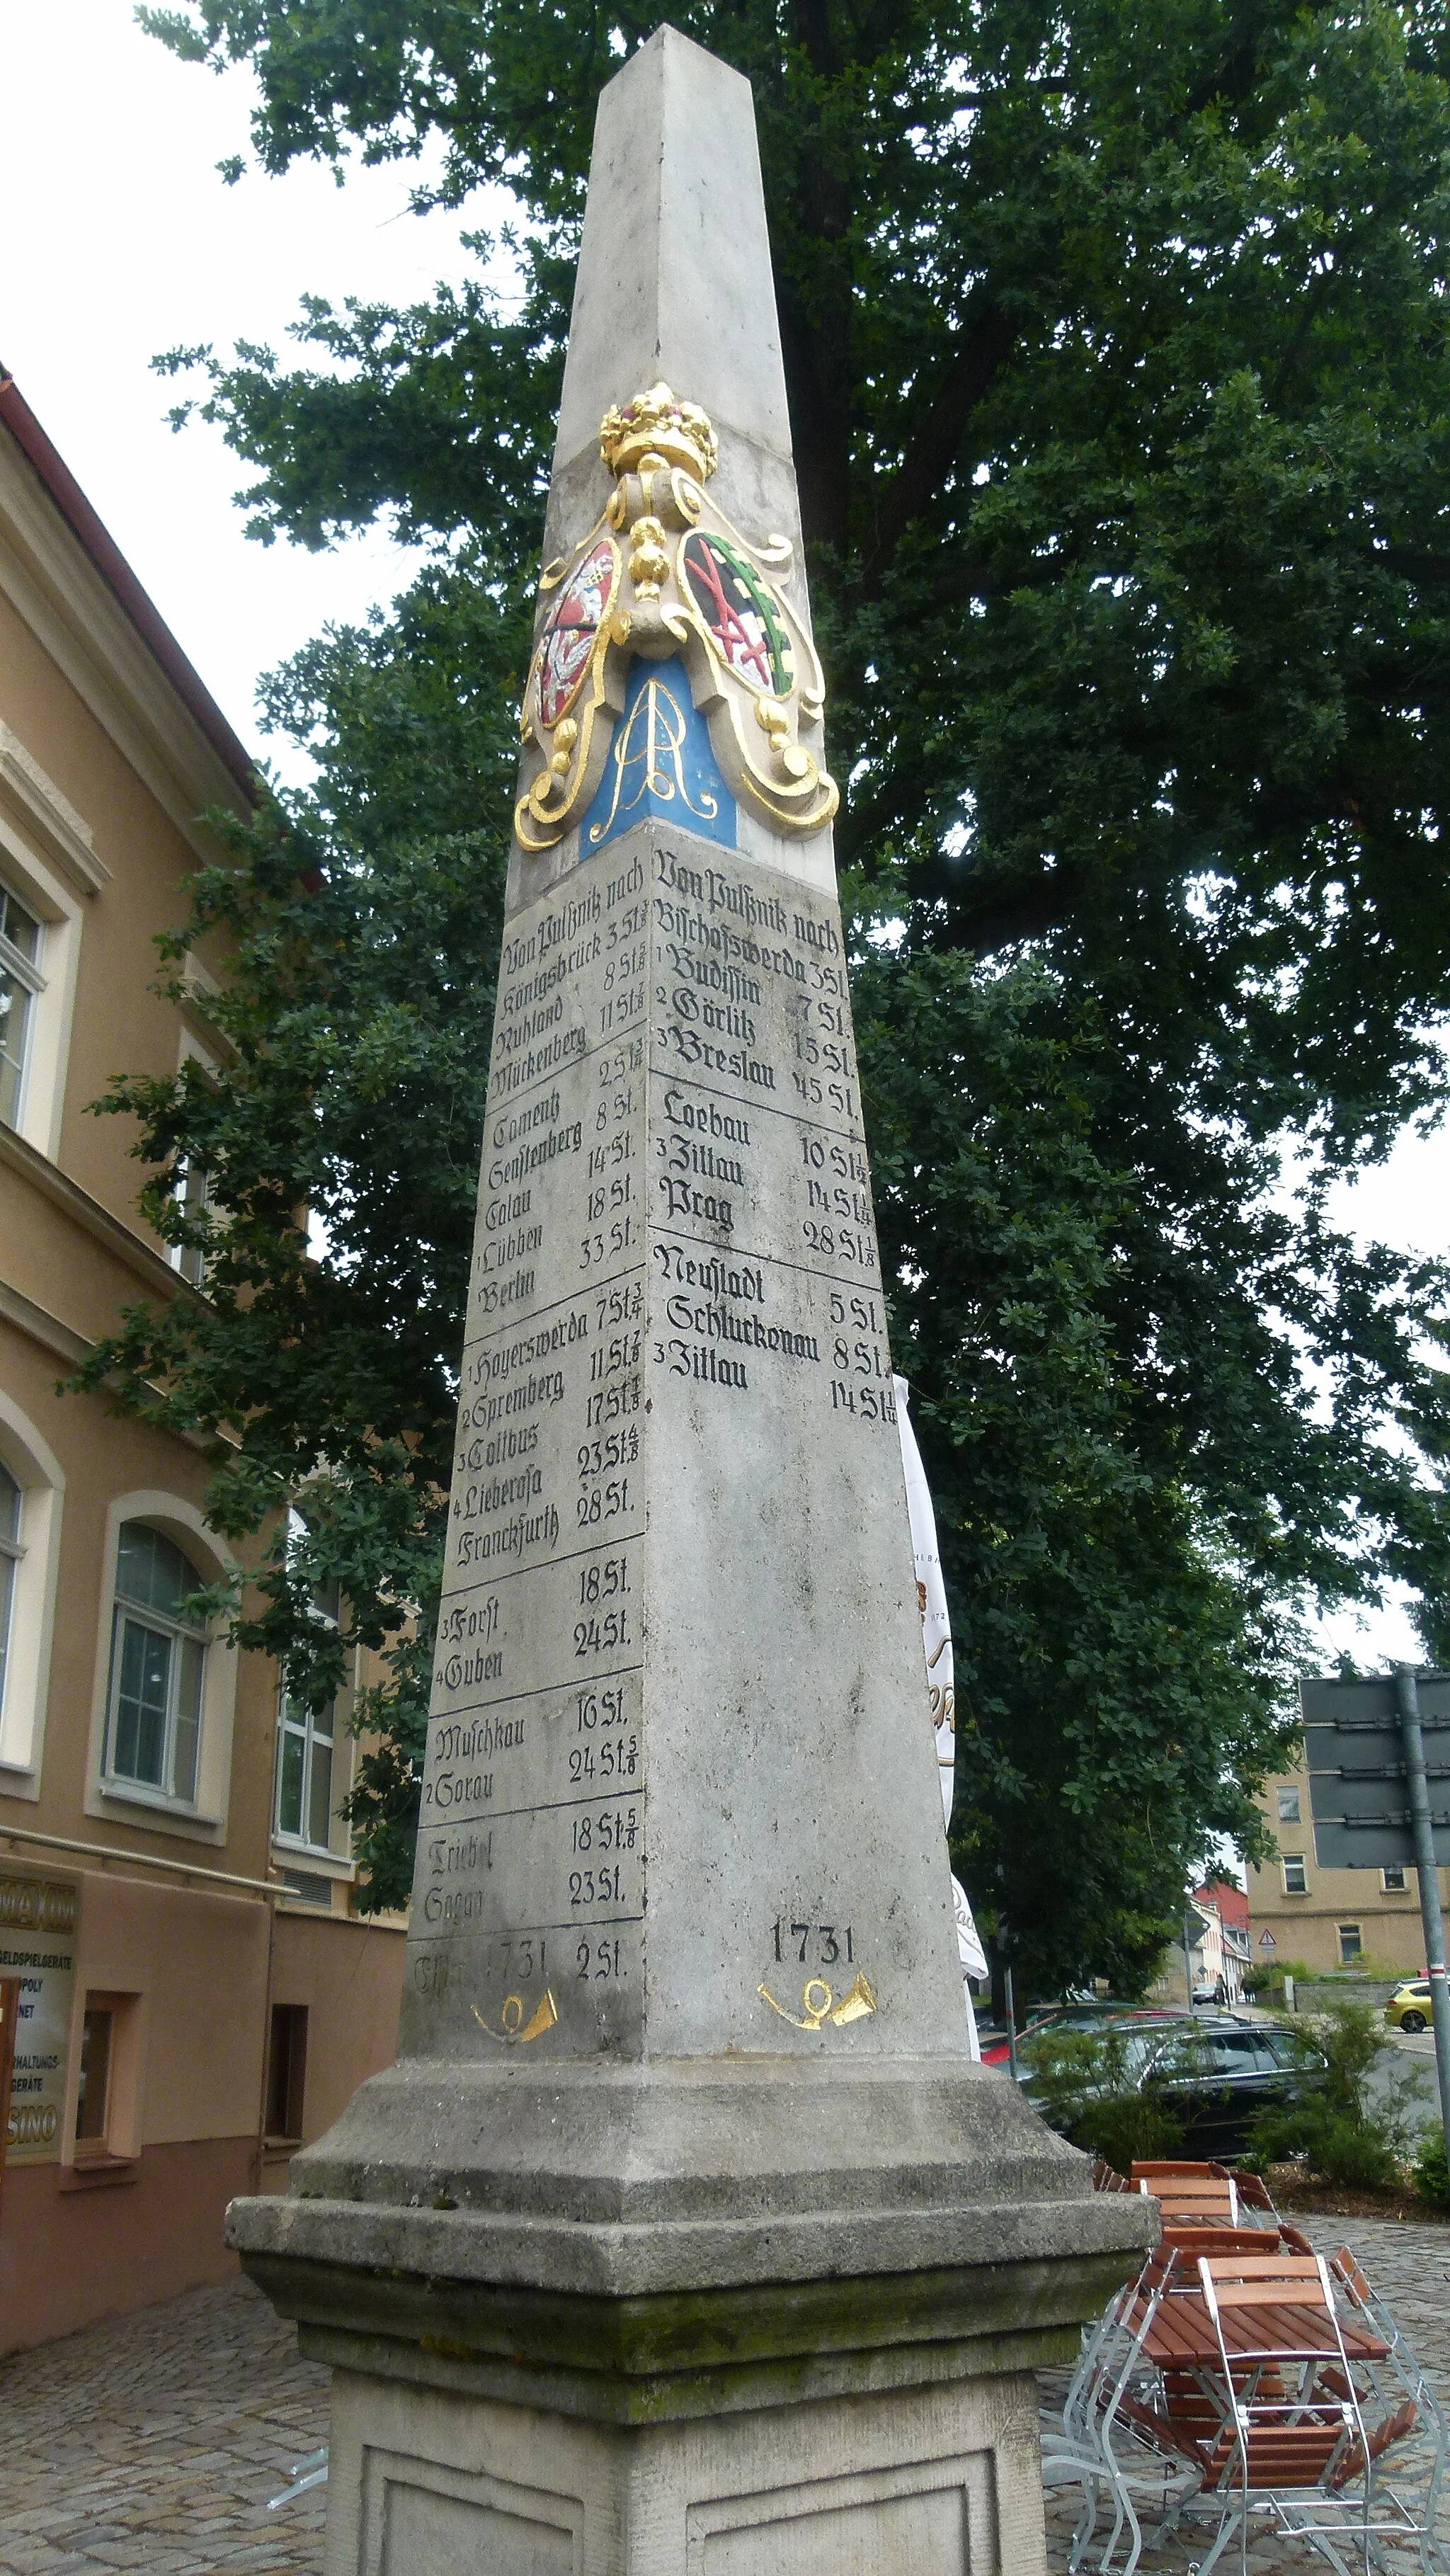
left=270, top=1840, right=355, bottom=1879
left=98, top=1779, right=216, bottom=1828
left=59, top=2155, right=139, bottom=2192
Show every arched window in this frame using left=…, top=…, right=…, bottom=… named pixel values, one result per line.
left=105, top=1522, right=207, bottom=1803
left=0, top=1463, right=22, bottom=1717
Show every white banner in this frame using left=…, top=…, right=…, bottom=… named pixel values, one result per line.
left=896, top=1378, right=984, bottom=2055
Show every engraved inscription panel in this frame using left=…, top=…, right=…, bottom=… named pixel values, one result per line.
left=406, top=848, right=651, bottom=2056
left=404, top=819, right=961, bottom=2064
left=636, top=835, right=957, bottom=2056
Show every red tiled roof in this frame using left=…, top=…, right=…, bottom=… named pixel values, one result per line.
left=1194, top=1877, right=1248, bottom=1929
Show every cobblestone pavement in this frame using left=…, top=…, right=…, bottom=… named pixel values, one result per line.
left=0, top=2214, right=1445, bottom=2575
left=0, top=2278, right=327, bottom=2575
left=1042, top=2213, right=1450, bottom=2574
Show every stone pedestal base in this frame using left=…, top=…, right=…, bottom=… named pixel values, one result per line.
left=319, top=2363, right=1046, bottom=2576
left=234, top=2061, right=1153, bottom=2573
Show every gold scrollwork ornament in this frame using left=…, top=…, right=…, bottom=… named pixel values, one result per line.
left=515, top=381, right=838, bottom=853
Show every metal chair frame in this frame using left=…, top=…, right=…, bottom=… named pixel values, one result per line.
left=1328, top=2248, right=1450, bottom=2576
left=1068, top=2177, right=1447, bottom=2573
left=1185, top=2250, right=1416, bottom=2576
left=1048, top=2252, right=1211, bottom=2576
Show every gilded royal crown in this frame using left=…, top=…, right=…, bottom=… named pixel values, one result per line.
left=599, top=382, right=718, bottom=484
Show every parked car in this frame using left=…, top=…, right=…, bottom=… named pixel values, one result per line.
left=1386, top=1979, right=1435, bottom=2035
left=1018, top=2010, right=1327, bottom=2161
left=978, top=2001, right=1181, bottom=2068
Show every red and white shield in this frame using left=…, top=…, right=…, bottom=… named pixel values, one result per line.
left=537, top=537, right=617, bottom=727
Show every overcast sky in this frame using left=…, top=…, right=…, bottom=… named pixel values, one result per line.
left=1, top=1, right=1444, bottom=1675
left=0, top=0, right=478, bottom=760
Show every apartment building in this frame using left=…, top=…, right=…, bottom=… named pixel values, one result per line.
left=1248, top=1746, right=1446, bottom=1977
left=0, top=370, right=406, bottom=2352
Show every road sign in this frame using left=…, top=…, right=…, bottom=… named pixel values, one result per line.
left=1301, top=1672, right=1450, bottom=1870
left=1300, top=1668, right=1450, bottom=2155
left=1258, top=1930, right=1277, bottom=1951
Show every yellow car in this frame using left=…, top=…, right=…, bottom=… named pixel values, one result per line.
left=1386, top=1979, right=1434, bottom=2034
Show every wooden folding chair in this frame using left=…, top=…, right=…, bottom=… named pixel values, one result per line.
left=1138, top=2172, right=1239, bottom=2228
left=1131, top=2160, right=1221, bottom=2179
left=1131, top=2157, right=1279, bottom=2228
left=1231, top=2166, right=1280, bottom=2221
left=1159, top=2223, right=1277, bottom=2262
left=1188, top=2252, right=1373, bottom=2576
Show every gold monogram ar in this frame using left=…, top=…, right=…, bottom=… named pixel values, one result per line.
left=587, top=668, right=725, bottom=848
left=515, top=383, right=838, bottom=853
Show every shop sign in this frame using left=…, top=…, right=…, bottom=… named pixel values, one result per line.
left=0, top=1871, right=77, bottom=2162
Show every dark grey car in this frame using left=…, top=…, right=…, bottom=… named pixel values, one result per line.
left=1020, top=2010, right=1325, bottom=2162
left=1146, top=2017, right=1325, bottom=2159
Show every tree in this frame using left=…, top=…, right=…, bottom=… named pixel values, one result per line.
left=89, top=0, right=1450, bottom=1983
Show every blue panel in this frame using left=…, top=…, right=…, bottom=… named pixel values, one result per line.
left=581, top=656, right=736, bottom=857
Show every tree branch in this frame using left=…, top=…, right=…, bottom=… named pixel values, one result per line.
left=860, top=290, right=1018, bottom=581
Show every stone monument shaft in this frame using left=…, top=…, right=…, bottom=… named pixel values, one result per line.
left=406, top=25, right=964, bottom=2074
left=231, top=33, right=1150, bottom=2572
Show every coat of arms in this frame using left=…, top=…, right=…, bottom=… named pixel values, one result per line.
left=515, top=384, right=838, bottom=853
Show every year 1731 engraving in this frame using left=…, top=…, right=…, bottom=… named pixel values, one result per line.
left=772, top=1919, right=855, bottom=1966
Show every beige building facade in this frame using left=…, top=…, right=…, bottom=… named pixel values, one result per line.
left=0, top=372, right=405, bottom=2353
left=1247, top=1748, right=1446, bottom=1978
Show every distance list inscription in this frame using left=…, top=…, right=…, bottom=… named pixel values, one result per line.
left=413, top=844, right=651, bottom=2055
left=409, top=823, right=895, bottom=2057
left=649, top=840, right=895, bottom=1435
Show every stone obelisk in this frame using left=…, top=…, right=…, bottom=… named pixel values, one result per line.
left=230, top=28, right=1151, bottom=2572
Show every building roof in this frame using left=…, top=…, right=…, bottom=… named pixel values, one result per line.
left=0, top=367, right=256, bottom=804
left=1194, top=1877, right=1248, bottom=1930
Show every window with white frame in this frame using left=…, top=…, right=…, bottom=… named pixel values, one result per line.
left=1276, top=1784, right=1301, bottom=1823
left=1338, top=1922, right=1363, bottom=1964
left=1282, top=1853, right=1308, bottom=1896
left=0, top=1463, right=21, bottom=1718
left=168, top=1158, right=213, bottom=1287
left=0, top=1404, right=64, bottom=1782
left=1382, top=1866, right=1408, bottom=1893
left=0, top=879, right=43, bottom=1130
left=273, top=1520, right=343, bottom=1854
left=104, top=1523, right=207, bottom=1803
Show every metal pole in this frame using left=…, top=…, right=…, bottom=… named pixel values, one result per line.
left=1183, top=1912, right=1196, bottom=2013
left=1395, top=1664, right=1450, bottom=2147
left=1003, top=1963, right=1020, bottom=2084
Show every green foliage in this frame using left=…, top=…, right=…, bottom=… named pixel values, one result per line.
left=1248, top=1997, right=1429, bottom=2183
left=855, top=951, right=1314, bottom=1988
left=91, top=0, right=1450, bottom=1940
left=1243, top=1958, right=1314, bottom=1998
left=1412, top=2127, right=1450, bottom=2206
left=1283, top=2109, right=1403, bottom=2191
left=1017, top=2023, right=1187, bottom=2167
